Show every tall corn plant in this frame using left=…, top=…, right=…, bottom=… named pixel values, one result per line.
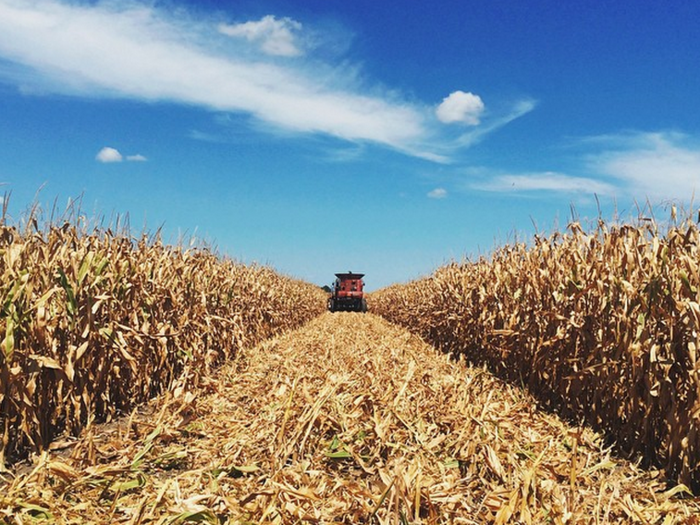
left=371, top=218, right=700, bottom=490
left=0, top=221, right=326, bottom=465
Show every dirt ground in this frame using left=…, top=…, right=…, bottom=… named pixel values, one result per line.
left=2, top=313, right=699, bottom=524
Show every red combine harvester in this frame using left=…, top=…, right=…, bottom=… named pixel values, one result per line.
left=328, top=272, right=367, bottom=313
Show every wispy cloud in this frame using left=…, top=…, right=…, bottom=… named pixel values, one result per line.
left=465, top=131, right=700, bottom=203
left=473, top=171, right=616, bottom=195
left=587, top=131, right=700, bottom=201
left=451, top=99, right=537, bottom=149
left=126, top=154, right=147, bottom=162
left=0, top=0, right=533, bottom=162
left=219, top=15, right=303, bottom=57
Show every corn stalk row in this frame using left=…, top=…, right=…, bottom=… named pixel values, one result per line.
left=0, top=223, right=326, bottom=465
left=370, top=219, right=700, bottom=490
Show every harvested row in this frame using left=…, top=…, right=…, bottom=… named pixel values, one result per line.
left=2, top=313, right=698, bottom=524
left=0, top=224, right=326, bottom=465
left=370, top=219, right=700, bottom=490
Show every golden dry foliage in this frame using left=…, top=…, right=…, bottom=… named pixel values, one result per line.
left=0, top=223, right=326, bottom=466
left=371, top=219, right=700, bottom=491
left=2, top=313, right=698, bottom=524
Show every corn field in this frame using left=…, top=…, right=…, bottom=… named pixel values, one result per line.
left=371, top=218, right=700, bottom=491
left=5, top=313, right=700, bottom=523
left=0, top=220, right=326, bottom=466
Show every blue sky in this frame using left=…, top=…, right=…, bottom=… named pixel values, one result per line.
left=1, top=0, right=699, bottom=289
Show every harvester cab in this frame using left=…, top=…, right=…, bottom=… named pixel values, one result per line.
left=328, top=272, right=367, bottom=313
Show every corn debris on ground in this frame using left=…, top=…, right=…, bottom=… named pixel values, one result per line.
left=2, top=313, right=698, bottom=524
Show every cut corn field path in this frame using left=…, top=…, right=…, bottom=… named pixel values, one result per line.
left=2, top=313, right=699, bottom=524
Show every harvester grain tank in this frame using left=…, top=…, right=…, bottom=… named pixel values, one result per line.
left=328, top=272, right=367, bottom=312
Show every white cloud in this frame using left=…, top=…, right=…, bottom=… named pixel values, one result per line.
left=96, top=147, right=146, bottom=162
left=96, top=146, right=123, bottom=163
left=0, top=0, right=532, bottom=162
left=427, top=187, right=448, bottom=199
left=473, top=171, right=616, bottom=195
left=589, top=132, right=700, bottom=201
left=0, top=0, right=426, bottom=157
left=436, top=91, right=484, bottom=125
left=465, top=131, right=700, bottom=202
left=219, top=15, right=303, bottom=57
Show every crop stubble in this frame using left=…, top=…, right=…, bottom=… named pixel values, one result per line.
left=2, top=313, right=698, bottom=523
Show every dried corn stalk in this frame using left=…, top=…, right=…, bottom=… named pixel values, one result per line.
left=371, top=218, right=700, bottom=491
left=0, top=222, right=326, bottom=465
